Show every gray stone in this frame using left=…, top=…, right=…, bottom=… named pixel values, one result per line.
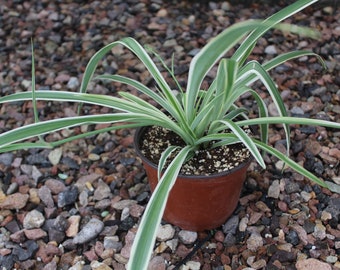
left=104, top=236, right=122, bottom=252
left=0, top=153, right=14, bottom=166
left=156, top=224, right=175, bottom=242
left=223, top=215, right=239, bottom=234
left=73, top=218, right=104, bottom=244
left=265, top=45, right=277, bottom=55
left=148, top=255, right=166, bottom=270
left=23, top=210, right=45, bottom=229
left=112, top=199, right=136, bottom=210
left=67, top=77, right=80, bottom=90
left=313, top=221, right=326, bottom=240
left=93, top=179, right=111, bottom=201
left=48, top=148, right=63, bottom=166
left=38, top=186, right=54, bottom=208
left=267, top=180, right=280, bottom=199
left=246, top=232, right=263, bottom=252
left=58, top=185, right=79, bottom=207
left=290, top=106, right=304, bottom=115
left=178, top=230, right=197, bottom=245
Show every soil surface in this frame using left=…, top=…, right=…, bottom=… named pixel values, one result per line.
left=0, top=1, right=340, bottom=270
left=139, top=126, right=251, bottom=175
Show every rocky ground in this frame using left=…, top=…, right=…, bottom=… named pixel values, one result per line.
left=0, top=0, right=340, bottom=269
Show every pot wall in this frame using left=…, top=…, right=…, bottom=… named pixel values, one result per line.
left=134, top=127, right=251, bottom=231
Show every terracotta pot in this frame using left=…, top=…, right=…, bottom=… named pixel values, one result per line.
left=134, top=127, right=252, bottom=231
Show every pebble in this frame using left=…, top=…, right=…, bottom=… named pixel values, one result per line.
left=239, top=216, right=249, bottom=232
left=52, top=215, right=69, bottom=231
left=284, top=180, right=300, bottom=194
left=223, top=215, right=239, bottom=234
left=120, top=207, right=130, bottom=221
left=300, top=191, right=313, bottom=202
left=178, top=230, right=197, bottom=245
left=12, top=240, right=39, bottom=261
left=104, top=236, right=122, bottom=251
left=66, top=216, right=80, bottom=237
left=183, top=261, right=201, bottom=270
left=246, top=232, right=263, bottom=252
left=44, top=179, right=66, bottom=194
left=57, top=185, right=79, bottom=207
left=313, top=220, right=326, bottom=240
left=0, top=193, right=29, bottom=210
left=214, top=230, right=225, bottom=242
left=156, top=224, right=175, bottom=242
left=129, top=203, right=145, bottom=218
left=265, top=45, right=277, bottom=54
left=120, top=230, right=135, bottom=259
left=267, top=180, right=280, bottom=199
left=38, top=186, right=54, bottom=208
left=165, top=238, right=178, bottom=252
left=247, top=256, right=267, bottom=269
left=268, top=102, right=279, bottom=116
left=320, top=211, right=332, bottom=221
left=6, top=183, right=18, bottom=195
left=79, top=190, right=89, bottom=207
left=290, top=224, right=308, bottom=245
left=285, top=230, right=299, bottom=246
left=306, top=140, right=322, bottom=156
left=148, top=255, right=166, bottom=270
left=325, top=198, right=340, bottom=217
left=29, top=188, right=40, bottom=204
left=73, top=218, right=104, bottom=244
left=296, top=258, right=331, bottom=270
left=67, top=77, right=80, bottom=90
left=90, top=261, right=112, bottom=270
left=0, top=153, right=14, bottom=166
left=326, top=255, right=338, bottom=264
left=88, top=153, right=100, bottom=161
left=23, top=210, right=45, bottom=229
left=69, top=262, right=85, bottom=270
left=48, top=148, right=63, bottom=165
left=24, top=228, right=47, bottom=240
left=290, top=106, right=304, bottom=115
left=93, top=179, right=111, bottom=201
left=112, top=199, right=137, bottom=210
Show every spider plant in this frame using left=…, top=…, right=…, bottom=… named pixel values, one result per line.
left=0, top=0, right=339, bottom=269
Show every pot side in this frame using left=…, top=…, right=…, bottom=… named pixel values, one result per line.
left=134, top=127, right=251, bottom=231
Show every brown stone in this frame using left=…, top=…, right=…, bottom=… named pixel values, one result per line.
left=296, top=258, right=331, bottom=270
left=24, top=228, right=47, bottom=240
left=0, top=193, right=29, bottom=210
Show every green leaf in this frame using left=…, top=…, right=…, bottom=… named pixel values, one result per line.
left=215, top=59, right=238, bottom=118
left=0, top=113, right=164, bottom=150
left=232, top=0, right=319, bottom=64
left=158, top=146, right=179, bottom=180
left=239, top=51, right=325, bottom=87
left=237, top=61, right=290, bottom=155
left=253, top=139, right=327, bottom=188
left=185, top=20, right=265, bottom=122
left=218, top=119, right=265, bottom=168
left=31, top=42, right=39, bottom=124
left=238, top=116, right=340, bottom=130
left=0, top=123, right=141, bottom=153
left=128, top=146, right=193, bottom=270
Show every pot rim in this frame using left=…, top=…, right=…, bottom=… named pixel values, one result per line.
left=133, top=126, right=253, bottom=180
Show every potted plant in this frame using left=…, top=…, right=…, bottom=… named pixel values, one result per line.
left=0, top=0, right=339, bottom=269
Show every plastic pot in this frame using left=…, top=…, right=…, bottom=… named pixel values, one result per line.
left=134, top=127, right=252, bottom=231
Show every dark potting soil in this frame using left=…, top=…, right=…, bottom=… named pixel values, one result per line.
left=139, top=125, right=251, bottom=176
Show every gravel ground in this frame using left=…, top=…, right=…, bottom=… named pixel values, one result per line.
left=0, top=1, right=340, bottom=270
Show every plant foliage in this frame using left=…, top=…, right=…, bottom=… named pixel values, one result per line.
left=0, top=0, right=339, bottom=269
